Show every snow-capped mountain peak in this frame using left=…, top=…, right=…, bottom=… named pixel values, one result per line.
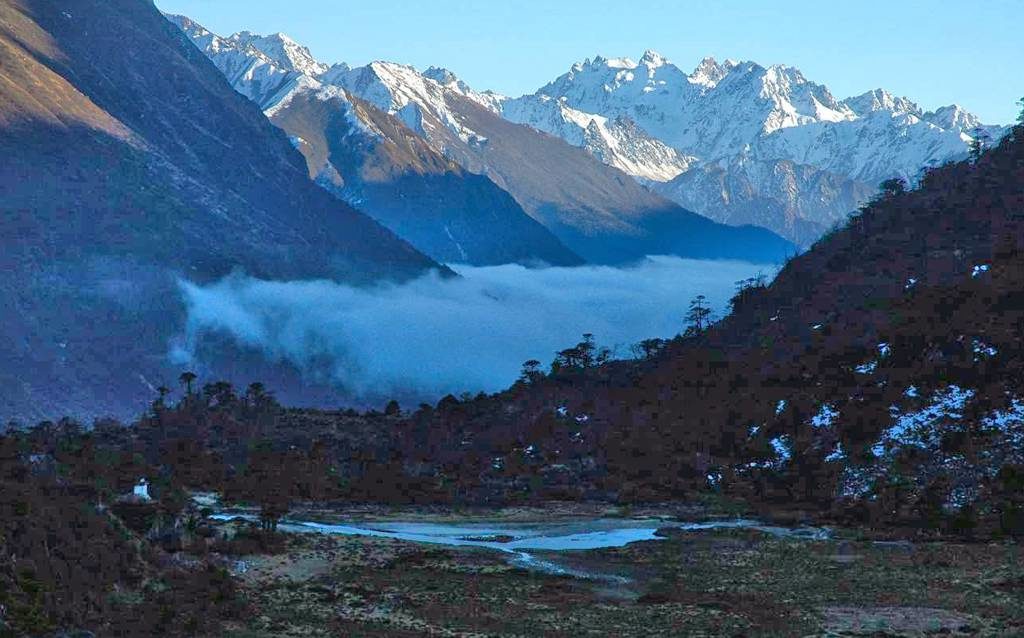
left=601, top=55, right=638, bottom=70
left=173, top=17, right=495, bottom=148
left=639, top=49, right=669, bottom=68
left=922, top=104, right=1003, bottom=140
left=321, top=60, right=496, bottom=144
left=166, top=14, right=320, bottom=113
left=690, top=56, right=736, bottom=87
left=494, top=47, right=1007, bottom=245
left=226, top=30, right=328, bottom=77
left=421, top=66, right=506, bottom=112
left=422, top=66, right=469, bottom=91
left=843, top=89, right=921, bottom=117
left=500, top=91, right=697, bottom=182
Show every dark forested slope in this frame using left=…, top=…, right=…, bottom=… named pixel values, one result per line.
left=399, top=124, right=1024, bottom=529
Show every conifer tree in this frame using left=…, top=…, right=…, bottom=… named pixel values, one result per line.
left=969, top=126, right=990, bottom=163
left=685, top=295, right=712, bottom=335
left=178, top=371, right=197, bottom=396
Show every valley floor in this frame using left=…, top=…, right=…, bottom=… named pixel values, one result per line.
left=211, top=510, right=1024, bottom=637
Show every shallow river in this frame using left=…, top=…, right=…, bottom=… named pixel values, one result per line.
left=211, top=513, right=829, bottom=582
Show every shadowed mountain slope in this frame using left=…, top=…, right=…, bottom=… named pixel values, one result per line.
left=269, top=90, right=584, bottom=266
left=0, top=0, right=444, bottom=421
left=426, top=91, right=796, bottom=264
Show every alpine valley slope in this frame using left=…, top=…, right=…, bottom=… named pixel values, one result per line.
left=494, top=53, right=1009, bottom=245
left=0, top=0, right=446, bottom=421
left=171, top=17, right=794, bottom=265
left=168, top=15, right=581, bottom=267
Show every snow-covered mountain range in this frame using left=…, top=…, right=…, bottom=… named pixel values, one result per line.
left=168, top=15, right=583, bottom=267
left=489, top=52, right=1008, bottom=243
left=169, top=15, right=1007, bottom=246
left=171, top=16, right=794, bottom=265
left=502, top=52, right=990, bottom=180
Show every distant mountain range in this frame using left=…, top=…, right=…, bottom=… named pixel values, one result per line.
left=170, top=19, right=1006, bottom=248
left=166, top=16, right=582, bottom=267
left=494, top=53, right=1009, bottom=244
left=171, top=17, right=795, bottom=265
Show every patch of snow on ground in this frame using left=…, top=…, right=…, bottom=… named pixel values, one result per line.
left=873, top=385, right=975, bottom=456
left=982, top=397, right=1024, bottom=450
left=191, top=492, right=221, bottom=508
left=837, top=466, right=876, bottom=499
left=972, top=338, right=998, bottom=359
left=945, top=482, right=980, bottom=511
left=811, top=404, right=838, bottom=429
left=443, top=226, right=469, bottom=262
left=824, top=443, right=846, bottom=463
left=770, top=435, right=792, bottom=463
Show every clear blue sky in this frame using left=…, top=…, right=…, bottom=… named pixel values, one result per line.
left=156, top=0, right=1023, bottom=124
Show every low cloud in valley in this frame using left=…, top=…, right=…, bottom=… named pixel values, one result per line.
left=177, top=257, right=773, bottom=402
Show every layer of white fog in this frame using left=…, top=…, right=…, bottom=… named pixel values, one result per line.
left=176, top=256, right=773, bottom=402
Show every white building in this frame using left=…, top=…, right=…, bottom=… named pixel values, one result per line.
left=133, top=478, right=151, bottom=501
